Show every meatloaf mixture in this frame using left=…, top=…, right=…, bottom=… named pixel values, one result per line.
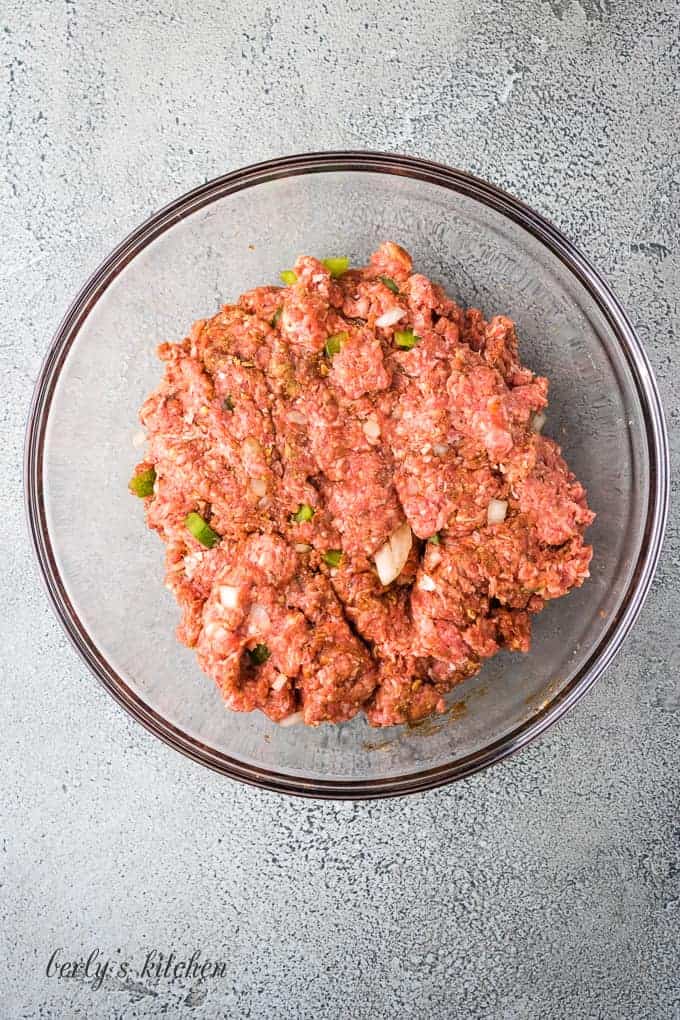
left=130, top=243, right=594, bottom=727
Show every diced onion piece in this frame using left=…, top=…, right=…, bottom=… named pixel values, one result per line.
left=531, top=411, right=546, bottom=433
left=218, top=585, right=240, bottom=610
left=433, top=443, right=449, bottom=456
left=362, top=417, right=381, bottom=441
left=250, top=477, right=267, bottom=498
left=248, top=603, right=271, bottom=633
left=294, top=543, right=312, bottom=553
left=288, top=410, right=306, bottom=425
left=132, top=430, right=147, bottom=448
left=419, top=573, right=437, bottom=592
left=183, top=551, right=203, bottom=579
left=279, top=710, right=304, bottom=727
left=204, top=621, right=228, bottom=642
left=375, top=307, right=406, bottom=329
left=374, top=521, right=413, bottom=586
left=271, top=675, right=287, bottom=692
left=487, top=499, right=508, bottom=525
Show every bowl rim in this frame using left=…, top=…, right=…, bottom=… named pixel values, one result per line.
left=24, top=150, right=670, bottom=799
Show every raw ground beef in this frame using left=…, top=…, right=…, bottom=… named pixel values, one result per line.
left=130, top=243, right=594, bottom=728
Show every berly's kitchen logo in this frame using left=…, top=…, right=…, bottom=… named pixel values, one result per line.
left=46, top=948, right=228, bottom=992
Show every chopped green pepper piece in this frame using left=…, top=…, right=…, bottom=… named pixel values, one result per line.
left=292, top=503, right=315, bottom=524
left=324, top=331, right=348, bottom=358
left=379, top=275, right=400, bottom=294
left=185, top=511, right=221, bottom=548
left=222, top=395, right=235, bottom=411
left=129, top=466, right=156, bottom=498
left=248, top=643, right=271, bottom=666
left=322, top=257, right=350, bottom=278
left=394, top=329, right=420, bottom=350
left=271, top=307, right=282, bottom=327
left=428, top=532, right=442, bottom=545
left=323, top=549, right=343, bottom=567
left=279, top=270, right=297, bottom=286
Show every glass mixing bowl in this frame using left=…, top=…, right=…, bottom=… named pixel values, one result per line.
left=25, top=152, right=669, bottom=798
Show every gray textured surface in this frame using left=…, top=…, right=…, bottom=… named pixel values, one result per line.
left=2, top=1, right=678, bottom=1017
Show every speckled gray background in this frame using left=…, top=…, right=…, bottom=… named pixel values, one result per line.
left=2, top=1, right=679, bottom=1017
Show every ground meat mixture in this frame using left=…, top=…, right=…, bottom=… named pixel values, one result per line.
left=130, top=243, right=594, bottom=728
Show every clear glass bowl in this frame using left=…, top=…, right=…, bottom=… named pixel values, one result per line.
left=25, top=152, right=669, bottom=798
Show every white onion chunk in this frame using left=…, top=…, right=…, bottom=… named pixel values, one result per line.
left=375, top=307, right=406, bottom=329
left=218, top=585, right=240, bottom=610
left=374, top=521, right=413, bottom=586
left=487, top=499, right=508, bottom=525
left=419, top=573, right=437, bottom=592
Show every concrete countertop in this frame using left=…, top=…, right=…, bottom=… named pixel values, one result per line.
left=2, top=1, right=678, bottom=1017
